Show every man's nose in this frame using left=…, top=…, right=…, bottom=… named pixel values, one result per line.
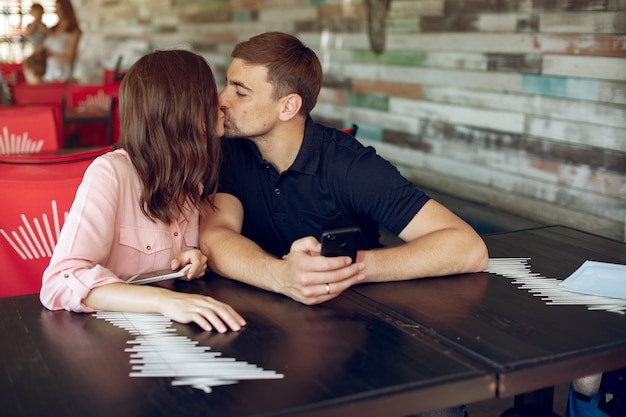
left=217, top=89, right=228, bottom=107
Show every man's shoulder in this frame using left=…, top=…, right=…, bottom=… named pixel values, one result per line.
left=313, top=122, right=366, bottom=154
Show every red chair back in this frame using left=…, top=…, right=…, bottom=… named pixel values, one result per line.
left=64, top=83, right=121, bottom=146
left=341, top=124, right=358, bottom=136
left=11, top=82, right=68, bottom=105
left=11, top=83, right=67, bottom=142
left=0, top=62, right=25, bottom=84
left=0, top=105, right=60, bottom=154
left=66, top=83, right=115, bottom=108
left=0, top=147, right=111, bottom=297
left=103, top=68, right=125, bottom=84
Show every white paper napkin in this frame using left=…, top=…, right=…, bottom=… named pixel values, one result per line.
left=560, top=260, right=626, bottom=300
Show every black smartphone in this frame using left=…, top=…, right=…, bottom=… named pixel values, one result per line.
left=320, top=226, right=360, bottom=263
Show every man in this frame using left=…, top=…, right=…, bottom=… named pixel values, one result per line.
left=200, top=31, right=488, bottom=306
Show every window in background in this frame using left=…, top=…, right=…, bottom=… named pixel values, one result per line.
left=0, top=0, right=57, bottom=63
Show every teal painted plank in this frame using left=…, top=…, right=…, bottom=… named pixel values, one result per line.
left=232, top=10, right=252, bottom=22
left=353, top=49, right=428, bottom=66
left=387, top=17, right=420, bottom=32
left=523, top=75, right=599, bottom=101
left=354, top=123, right=384, bottom=142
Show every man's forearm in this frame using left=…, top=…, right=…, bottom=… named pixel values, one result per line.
left=360, top=227, right=488, bottom=283
left=201, top=227, right=284, bottom=293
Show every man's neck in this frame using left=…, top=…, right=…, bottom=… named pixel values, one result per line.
left=254, top=123, right=305, bottom=174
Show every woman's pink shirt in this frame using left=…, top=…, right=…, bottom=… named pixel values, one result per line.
left=40, top=149, right=199, bottom=312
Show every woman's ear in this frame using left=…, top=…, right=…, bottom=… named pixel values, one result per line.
left=279, top=93, right=303, bottom=121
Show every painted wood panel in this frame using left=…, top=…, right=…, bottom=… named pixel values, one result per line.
left=388, top=0, right=444, bottom=17
left=386, top=33, right=538, bottom=52
left=527, top=117, right=626, bottom=153
left=389, top=97, right=525, bottom=133
left=259, top=7, right=317, bottom=22
left=419, top=86, right=626, bottom=127
left=69, top=0, right=626, bottom=241
left=539, top=11, right=626, bottom=33
left=363, top=139, right=625, bottom=225
left=477, top=13, right=530, bottom=32
left=341, top=63, right=523, bottom=92
left=317, top=94, right=625, bottom=181
left=398, top=164, right=625, bottom=241
left=534, top=34, right=626, bottom=57
left=542, top=55, right=626, bottom=81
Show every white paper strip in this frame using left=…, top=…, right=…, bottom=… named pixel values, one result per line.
left=484, top=258, right=626, bottom=315
left=94, top=311, right=283, bottom=393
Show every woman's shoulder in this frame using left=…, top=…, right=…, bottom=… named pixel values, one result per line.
left=90, top=149, right=130, bottom=171
left=99, top=148, right=129, bottom=163
left=82, top=149, right=132, bottom=185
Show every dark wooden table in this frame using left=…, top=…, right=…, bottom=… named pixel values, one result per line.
left=0, top=279, right=492, bottom=417
left=1, top=225, right=624, bottom=417
left=354, top=226, right=626, bottom=402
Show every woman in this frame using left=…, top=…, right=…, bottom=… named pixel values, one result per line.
left=40, top=50, right=246, bottom=333
left=42, top=0, right=81, bottom=81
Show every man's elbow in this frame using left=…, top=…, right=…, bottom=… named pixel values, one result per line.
left=468, top=238, right=489, bottom=272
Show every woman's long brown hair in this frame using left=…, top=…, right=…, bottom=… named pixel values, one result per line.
left=118, top=50, right=221, bottom=223
left=53, top=0, right=80, bottom=33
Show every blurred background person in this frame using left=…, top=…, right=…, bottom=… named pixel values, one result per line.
left=43, top=0, right=81, bottom=82
left=24, top=3, right=49, bottom=50
left=23, top=48, right=47, bottom=84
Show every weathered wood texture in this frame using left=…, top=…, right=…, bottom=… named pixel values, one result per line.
left=72, top=0, right=626, bottom=241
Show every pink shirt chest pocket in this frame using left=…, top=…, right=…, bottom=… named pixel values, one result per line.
left=117, top=225, right=177, bottom=275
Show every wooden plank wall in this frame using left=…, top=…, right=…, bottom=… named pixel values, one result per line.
left=74, top=0, right=626, bottom=241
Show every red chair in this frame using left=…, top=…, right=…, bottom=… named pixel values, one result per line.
left=103, top=55, right=125, bottom=84
left=0, top=146, right=111, bottom=297
left=11, top=82, right=68, bottom=105
left=0, top=62, right=25, bottom=84
left=341, top=123, right=359, bottom=136
left=63, top=83, right=120, bottom=146
left=0, top=105, right=61, bottom=154
left=11, top=82, right=67, bottom=142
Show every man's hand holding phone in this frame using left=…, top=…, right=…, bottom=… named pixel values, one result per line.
left=320, top=226, right=360, bottom=263
left=276, top=228, right=364, bottom=305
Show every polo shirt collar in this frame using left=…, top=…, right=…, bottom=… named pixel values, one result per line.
left=289, top=116, right=321, bottom=175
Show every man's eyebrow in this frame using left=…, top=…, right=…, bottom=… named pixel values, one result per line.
left=227, top=79, right=253, bottom=93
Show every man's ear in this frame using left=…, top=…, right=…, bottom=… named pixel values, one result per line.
left=279, top=93, right=303, bottom=121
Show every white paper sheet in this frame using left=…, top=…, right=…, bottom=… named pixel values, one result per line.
left=485, top=258, right=626, bottom=314
left=559, top=260, right=626, bottom=300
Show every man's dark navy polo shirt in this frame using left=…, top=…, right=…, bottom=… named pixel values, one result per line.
left=218, top=117, right=430, bottom=258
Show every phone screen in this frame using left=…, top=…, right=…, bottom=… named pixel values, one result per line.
left=127, top=264, right=192, bottom=285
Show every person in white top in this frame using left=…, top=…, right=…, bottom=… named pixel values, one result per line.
left=42, top=0, right=81, bottom=82
left=24, top=3, right=48, bottom=50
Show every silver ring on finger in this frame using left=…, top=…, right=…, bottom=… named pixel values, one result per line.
left=325, top=283, right=330, bottom=295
